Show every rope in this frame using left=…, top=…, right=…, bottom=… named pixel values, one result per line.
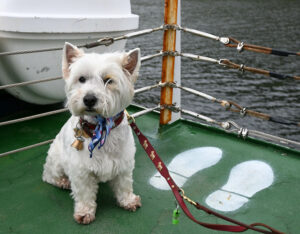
left=249, top=130, right=300, bottom=146
left=0, top=78, right=163, bottom=128
left=179, top=26, right=230, bottom=44
left=0, top=102, right=299, bottom=158
left=1, top=50, right=297, bottom=92
left=0, top=26, right=164, bottom=56
left=227, top=121, right=300, bottom=147
left=162, top=104, right=229, bottom=129
left=0, top=107, right=159, bottom=158
left=141, top=52, right=164, bottom=62
left=179, top=25, right=299, bottom=57
left=131, top=105, right=160, bottom=118
left=219, top=59, right=300, bottom=81
left=177, top=52, right=300, bottom=81
left=225, top=101, right=300, bottom=126
left=132, top=81, right=300, bottom=127
left=113, top=26, right=164, bottom=41
left=1, top=24, right=298, bottom=59
left=0, top=108, right=68, bottom=127
left=134, top=83, right=162, bottom=94
left=226, top=37, right=300, bottom=57
left=0, top=139, right=54, bottom=158
left=0, top=76, right=62, bottom=90
left=169, top=83, right=300, bottom=127
left=178, top=107, right=218, bottom=124
left=166, top=106, right=300, bottom=148
left=180, top=52, right=219, bottom=64
left=0, top=53, right=163, bottom=91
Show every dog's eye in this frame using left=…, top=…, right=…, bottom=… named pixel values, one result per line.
left=103, top=76, right=113, bottom=85
left=79, top=76, right=86, bottom=83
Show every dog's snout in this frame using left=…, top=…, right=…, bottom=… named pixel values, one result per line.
left=83, top=94, right=97, bottom=108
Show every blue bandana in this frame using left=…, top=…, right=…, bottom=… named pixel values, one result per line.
left=88, top=112, right=122, bottom=158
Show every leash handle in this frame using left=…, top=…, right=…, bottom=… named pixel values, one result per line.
left=129, top=121, right=283, bottom=234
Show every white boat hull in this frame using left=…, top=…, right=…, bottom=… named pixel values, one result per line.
left=0, top=0, right=139, bottom=104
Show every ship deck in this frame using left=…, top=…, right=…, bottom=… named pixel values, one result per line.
left=0, top=106, right=299, bottom=234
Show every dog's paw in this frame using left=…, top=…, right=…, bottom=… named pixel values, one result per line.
left=123, top=195, right=142, bottom=212
left=56, top=176, right=71, bottom=190
left=74, top=213, right=95, bottom=225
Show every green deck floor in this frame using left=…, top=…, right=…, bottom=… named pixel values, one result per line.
left=0, top=106, right=299, bottom=234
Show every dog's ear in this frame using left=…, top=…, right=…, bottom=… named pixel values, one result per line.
left=122, top=48, right=141, bottom=83
left=62, top=42, right=84, bottom=78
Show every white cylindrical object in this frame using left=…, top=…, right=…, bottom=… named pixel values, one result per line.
left=0, top=0, right=139, bottom=104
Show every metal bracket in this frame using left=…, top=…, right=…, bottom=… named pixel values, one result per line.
left=160, top=103, right=181, bottom=113
left=163, top=24, right=181, bottom=31
left=162, top=50, right=180, bottom=57
left=237, top=42, right=244, bottom=53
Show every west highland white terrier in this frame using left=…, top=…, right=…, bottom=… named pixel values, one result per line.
left=42, top=42, right=142, bottom=224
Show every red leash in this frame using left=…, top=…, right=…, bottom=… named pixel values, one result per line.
left=129, top=119, right=283, bottom=234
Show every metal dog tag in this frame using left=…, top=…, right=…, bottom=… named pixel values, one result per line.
left=71, top=128, right=85, bottom=151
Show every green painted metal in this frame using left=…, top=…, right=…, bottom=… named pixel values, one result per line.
left=0, top=106, right=299, bottom=234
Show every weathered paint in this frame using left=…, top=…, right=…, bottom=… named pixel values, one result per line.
left=160, top=0, right=178, bottom=125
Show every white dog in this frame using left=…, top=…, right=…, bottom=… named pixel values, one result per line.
left=42, top=42, right=142, bottom=224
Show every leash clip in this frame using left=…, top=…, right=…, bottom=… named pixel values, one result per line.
left=125, top=109, right=135, bottom=123
left=179, top=188, right=197, bottom=206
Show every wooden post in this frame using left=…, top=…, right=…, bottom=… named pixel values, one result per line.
left=160, top=0, right=181, bottom=125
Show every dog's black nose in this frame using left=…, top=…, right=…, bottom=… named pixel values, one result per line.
left=83, top=94, right=97, bottom=108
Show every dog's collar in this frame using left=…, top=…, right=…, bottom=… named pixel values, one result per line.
left=79, top=111, right=124, bottom=138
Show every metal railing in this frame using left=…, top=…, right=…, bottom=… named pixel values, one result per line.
left=0, top=21, right=299, bottom=157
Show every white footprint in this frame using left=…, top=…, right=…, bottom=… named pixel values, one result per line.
left=149, top=147, right=222, bottom=190
left=205, top=160, right=274, bottom=212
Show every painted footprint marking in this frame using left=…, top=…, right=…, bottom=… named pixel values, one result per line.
left=205, top=160, right=274, bottom=212
left=149, top=147, right=222, bottom=190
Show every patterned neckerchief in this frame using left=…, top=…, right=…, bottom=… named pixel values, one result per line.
left=87, top=112, right=123, bottom=158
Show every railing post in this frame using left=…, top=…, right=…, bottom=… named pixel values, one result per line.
left=160, top=0, right=181, bottom=125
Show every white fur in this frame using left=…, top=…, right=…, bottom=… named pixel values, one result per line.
left=43, top=43, right=141, bottom=224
